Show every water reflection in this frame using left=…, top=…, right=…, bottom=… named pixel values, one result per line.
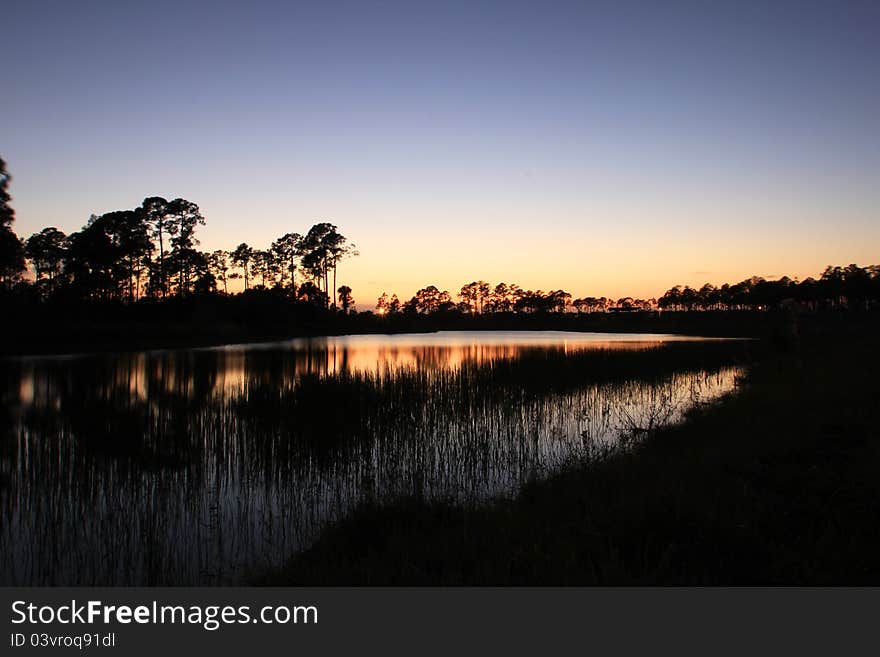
left=1, top=331, right=746, bottom=585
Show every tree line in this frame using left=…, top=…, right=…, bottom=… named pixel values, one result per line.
left=375, top=267, right=880, bottom=317
left=657, top=267, right=880, bottom=312
left=0, top=158, right=357, bottom=310
left=3, top=158, right=878, bottom=318
left=376, top=282, right=657, bottom=316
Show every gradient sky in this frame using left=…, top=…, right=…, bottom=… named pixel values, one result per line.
left=4, top=0, right=879, bottom=305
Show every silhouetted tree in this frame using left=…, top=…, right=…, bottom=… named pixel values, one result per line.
left=487, top=283, right=516, bottom=312
left=165, top=198, right=205, bottom=297
left=141, top=197, right=173, bottom=297
left=250, top=249, right=267, bottom=288
left=299, top=223, right=356, bottom=307
left=190, top=250, right=216, bottom=295
left=324, top=229, right=357, bottom=308
left=376, top=292, right=389, bottom=314
left=0, top=157, right=25, bottom=285
left=300, top=223, right=334, bottom=298
left=572, top=296, right=609, bottom=313
left=459, top=281, right=491, bottom=314
left=407, top=285, right=454, bottom=314
left=271, top=232, right=302, bottom=291
left=231, top=243, right=254, bottom=290
left=337, top=285, right=354, bottom=313
left=297, top=280, right=329, bottom=307
left=514, top=289, right=546, bottom=313
left=375, top=292, right=401, bottom=314
left=100, top=209, right=153, bottom=300
left=25, top=227, right=67, bottom=294
left=459, top=282, right=477, bottom=314
left=209, top=250, right=231, bottom=294
left=63, top=215, right=118, bottom=300
left=657, top=266, right=880, bottom=313
left=0, top=158, right=13, bottom=229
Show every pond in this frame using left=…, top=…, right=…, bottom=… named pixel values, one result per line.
left=0, top=331, right=748, bottom=585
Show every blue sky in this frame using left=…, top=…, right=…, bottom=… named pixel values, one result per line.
left=4, top=0, right=879, bottom=301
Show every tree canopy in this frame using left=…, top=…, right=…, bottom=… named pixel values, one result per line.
left=4, top=155, right=357, bottom=309
left=0, top=158, right=25, bottom=285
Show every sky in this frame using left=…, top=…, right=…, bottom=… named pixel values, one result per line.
left=4, top=0, right=879, bottom=305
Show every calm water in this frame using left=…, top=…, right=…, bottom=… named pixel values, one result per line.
left=0, top=331, right=746, bottom=585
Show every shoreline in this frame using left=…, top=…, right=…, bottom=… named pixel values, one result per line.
left=1, top=307, right=799, bottom=358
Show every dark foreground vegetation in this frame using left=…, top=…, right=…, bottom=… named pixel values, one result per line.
left=262, top=314, right=880, bottom=585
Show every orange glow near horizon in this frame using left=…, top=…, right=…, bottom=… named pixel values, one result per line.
left=14, top=185, right=880, bottom=310
left=141, top=185, right=875, bottom=310
left=195, top=218, right=878, bottom=310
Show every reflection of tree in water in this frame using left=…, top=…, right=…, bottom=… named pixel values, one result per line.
left=1, top=340, right=748, bottom=585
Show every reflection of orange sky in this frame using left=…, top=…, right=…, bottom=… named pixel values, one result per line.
left=14, top=332, right=726, bottom=407
left=214, top=331, right=715, bottom=385
left=282, top=332, right=679, bottom=376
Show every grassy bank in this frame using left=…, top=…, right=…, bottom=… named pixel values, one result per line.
left=262, top=316, right=880, bottom=585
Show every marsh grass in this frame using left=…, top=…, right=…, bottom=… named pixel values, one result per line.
left=264, top=325, right=880, bottom=585
left=1, top=337, right=749, bottom=585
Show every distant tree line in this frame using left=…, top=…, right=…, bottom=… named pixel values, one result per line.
left=376, top=281, right=658, bottom=316
left=0, top=158, right=357, bottom=310
left=657, top=268, right=880, bottom=312
left=375, top=267, right=880, bottom=317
